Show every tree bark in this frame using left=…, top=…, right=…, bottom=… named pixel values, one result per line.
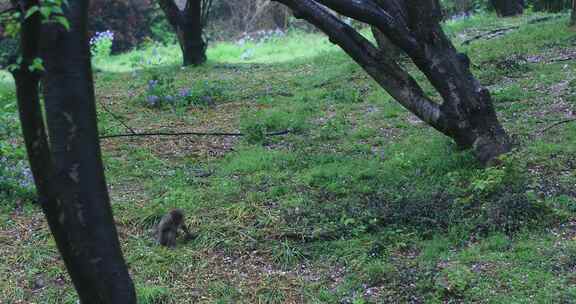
left=571, top=0, right=576, bottom=26
left=274, top=0, right=511, bottom=164
left=34, top=0, right=137, bottom=303
left=158, top=0, right=207, bottom=66
left=491, top=0, right=524, bottom=17
left=12, top=0, right=53, bottom=204
left=371, top=26, right=401, bottom=59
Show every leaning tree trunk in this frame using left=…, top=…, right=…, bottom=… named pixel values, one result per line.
left=371, top=26, right=401, bottom=59
left=158, top=0, right=207, bottom=66
left=22, top=0, right=137, bottom=302
left=274, top=0, right=511, bottom=164
left=491, top=0, right=524, bottom=17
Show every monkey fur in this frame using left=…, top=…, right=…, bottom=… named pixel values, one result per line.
left=154, top=209, right=194, bottom=248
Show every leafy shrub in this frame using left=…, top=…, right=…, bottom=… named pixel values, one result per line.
left=435, top=263, right=474, bottom=296
left=0, top=100, right=34, bottom=202
left=141, top=73, right=177, bottom=108
left=140, top=71, right=227, bottom=109
left=363, top=261, right=399, bottom=286
left=90, top=30, right=114, bottom=59
left=0, top=36, right=18, bottom=69
left=240, top=107, right=307, bottom=143
left=0, top=155, right=35, bottom=202
left=88, top=0, right=155, bottom=52
left=181, top=81, right=226, bottom=107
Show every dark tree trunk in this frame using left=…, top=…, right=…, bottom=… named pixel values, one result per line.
left=491, top=0, right=524, bottom=17
left=158, top=0, right=207, bottom=66
left=25, top=0, right=137, bottom=303
left=571, top=0, right=576, bottom=26
left=274, top=0, right=510, bottom=164
left=371, top=26, right=401, bottom=59
left=12, top=0, right=53, bottom=204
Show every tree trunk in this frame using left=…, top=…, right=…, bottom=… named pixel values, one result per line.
left=371, top=26, right=401, bottom=59
left=158, top=0, right=207, bottom=66
left=404, top=3, right=510, bottom=163
left=571, top=0, right=576, bottom=26
left=274, top=0, right=511, bottom=165
left=491, top=0, right=524, bottom=17
left=12, top=0, right=53, bottom=205
left=35, top=0, right=137, bottom=302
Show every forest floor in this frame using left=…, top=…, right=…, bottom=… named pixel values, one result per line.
left=2, top=12, right=576, bottom=304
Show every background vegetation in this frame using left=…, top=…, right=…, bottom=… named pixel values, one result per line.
left=2, top=1, right=576, bottom=303
left=0, top=0, right=576, bottom=304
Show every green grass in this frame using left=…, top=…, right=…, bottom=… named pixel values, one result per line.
left=2, top=12, right=576, bottom=303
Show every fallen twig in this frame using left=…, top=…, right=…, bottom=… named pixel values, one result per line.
left=549, top=56, right=576, bottom=63
left=527, top=15, right=564, bottom=24
left=99, top=129, right=290, bottom=139
left=97, top=100, right=137, bottom=135
left=462, top=26, right=519, bottom=45
left=539, top=118, right=576, bottom=133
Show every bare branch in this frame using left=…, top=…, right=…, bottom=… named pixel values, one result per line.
left=275, top=0, right=445, bottom=133
left=99, top=130, right=290, bottom=139
left=96, top=99, right=137, bottom=135
left=539, top=119, right=576, bottom=133
left=312, top=0, right=420, bottom=53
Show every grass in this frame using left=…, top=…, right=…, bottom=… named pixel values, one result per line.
left=2, top=12, right=576, bottom=303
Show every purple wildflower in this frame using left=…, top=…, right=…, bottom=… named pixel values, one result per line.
left=179, top=88, right=192, bottom=97
left=146, top=95, right=160, bottom=107
left=148, top=79, right=159, bottom=90
left=89, top=30, right=114, bottom=46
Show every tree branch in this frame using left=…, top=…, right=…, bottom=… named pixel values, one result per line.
left=96, top=100, right=137, bottom=135
left=274, top=0, right=446, bottom=133
left=200, top=0, right=213, bottom=27
left=461, top=26, right=519, bottom=45
left=157, top=0, right=182, bottom=29
left=99, top=129, right=290, bottom=139
left=311, top=0, right=421, bottom=54
left=539, top=118, right=576, bottom=133
left=0, top=7, right=17, bottom=16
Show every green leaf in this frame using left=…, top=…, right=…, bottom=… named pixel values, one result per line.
left=40, top=7, right=51, bottom=19
left=24, top=6, right=39, bottom=19
left=7, top=63, right=20, bottom=72
left=51, top=7, right=64, bottom=14
left=55, top=16, right=70, bottom=30
left=29, top=58, right=45, bottom=72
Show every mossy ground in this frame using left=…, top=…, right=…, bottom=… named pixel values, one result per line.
left=2, top=12, right=576, bottom=303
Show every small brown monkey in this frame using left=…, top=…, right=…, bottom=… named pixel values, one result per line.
left=154, top=209, right=194, bottom=248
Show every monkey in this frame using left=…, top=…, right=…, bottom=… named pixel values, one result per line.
left=154, top=209, right=194, bottom=248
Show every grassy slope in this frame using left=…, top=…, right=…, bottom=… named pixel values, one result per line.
left=2, top=13, right=576, bottom=303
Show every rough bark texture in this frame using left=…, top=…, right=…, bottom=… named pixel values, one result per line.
left=371, top=26, right=401, bottom=59
left=572, top=0, right=576, bottom=26
left=33, top=0, right=137, bottom=302
left=12, top=0, right=53, bottom=202
left=491, top=0, right=524, bottom=17
left=158, top=0, right=207, bottom=66
left=274, top=0, right=510, bottom=164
